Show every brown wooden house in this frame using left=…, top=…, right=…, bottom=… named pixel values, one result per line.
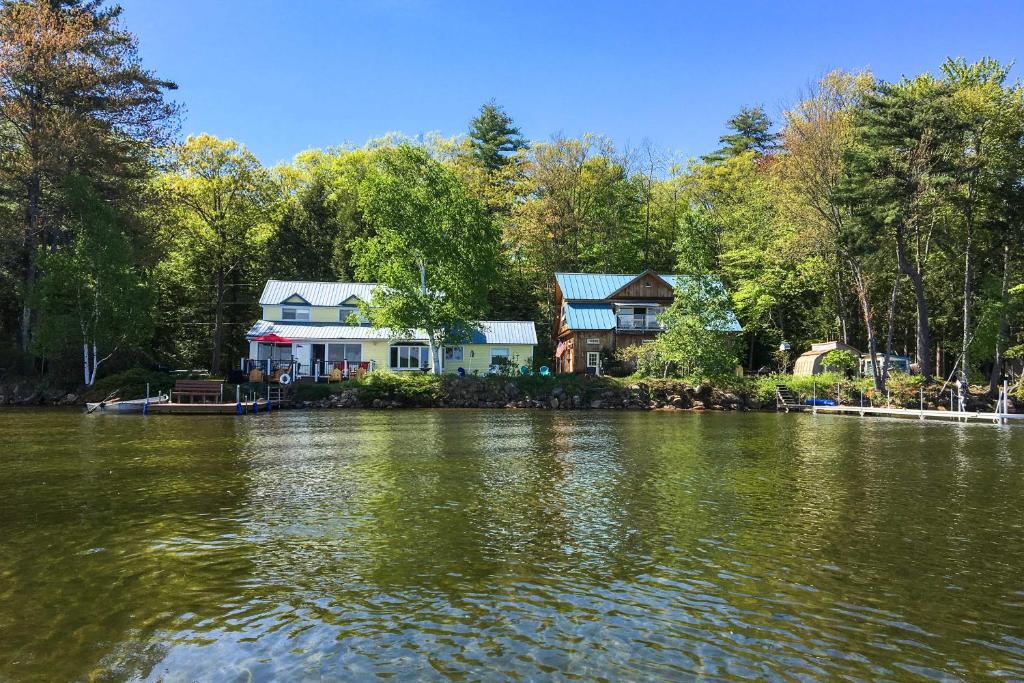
left=553, top=271, right=679, bottom=374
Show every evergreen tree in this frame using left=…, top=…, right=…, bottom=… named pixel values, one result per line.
left=703, top=106, right=778, bottom=163
left=468, top=101, right=526, bottom=172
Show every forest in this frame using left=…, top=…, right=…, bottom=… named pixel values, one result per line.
left=1, top=0, right=1022, bottom=395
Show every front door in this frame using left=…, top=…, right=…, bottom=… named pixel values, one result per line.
left=311, top=343, right=326, bottom=377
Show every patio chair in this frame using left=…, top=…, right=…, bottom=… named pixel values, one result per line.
left=539, top=366, right=551, bottom=377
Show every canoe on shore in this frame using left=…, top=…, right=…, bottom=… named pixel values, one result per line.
left=85, top=394, right=170, bottom=414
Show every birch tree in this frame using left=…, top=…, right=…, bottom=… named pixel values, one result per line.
left=33, top=177, right=152, bottom=385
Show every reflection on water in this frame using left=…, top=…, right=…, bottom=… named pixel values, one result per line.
left=1, top=409, right=1023, bottom=680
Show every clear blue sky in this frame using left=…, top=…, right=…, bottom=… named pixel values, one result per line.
left=120, top=0, right=1024, bottom=166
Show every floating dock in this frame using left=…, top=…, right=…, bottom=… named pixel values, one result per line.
left=810, top=404, right=1023, bottom=424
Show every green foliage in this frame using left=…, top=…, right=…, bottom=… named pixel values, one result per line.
left=354, top=145, right=499, bottom=372
left=468, top=101, right=526, bottom=172
left=84, top=368, right=175, bottom=402
left=359, top=371, right=445, bottom=403
left=702, top=106, right=778, bottom=163
left=33, top=177, right=154, bottom=385
left=821, top=349, right=858, bottom=373
left=293, top=383, right=343, bottom=402
left=651, top=208, right=739, bottom=380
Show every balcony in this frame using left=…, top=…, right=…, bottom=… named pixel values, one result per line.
left=615, top=315, right=665, bottom=331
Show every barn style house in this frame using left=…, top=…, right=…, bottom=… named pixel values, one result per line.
left=552, top=270, right=740, bottom=374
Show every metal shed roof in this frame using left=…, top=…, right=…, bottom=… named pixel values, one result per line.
left=555, top=272, right=682, bottom=300
left=563, top=303, right=616, bottom=330
left=259, top=280, right=379, bottom=306
left=246, top=320, right=538, bottom=345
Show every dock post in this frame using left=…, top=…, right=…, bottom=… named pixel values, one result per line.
left=812, top=377, right=816, bottom=415
left=236, top=385, right=242, bottom=415
left=920, top=386, right=924, bottom=420
left=266, top=383, right=272, bottom=412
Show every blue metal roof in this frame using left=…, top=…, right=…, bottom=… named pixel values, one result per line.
left=555, top=272, right=683, bottom=300
left=563, top=303, right=616, bottom=330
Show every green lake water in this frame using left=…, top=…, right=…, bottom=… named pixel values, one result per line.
left=0, top=409, right=1022, bottom=681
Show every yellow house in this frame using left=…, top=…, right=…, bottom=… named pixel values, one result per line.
left=244, top=280, right=537, bottom=378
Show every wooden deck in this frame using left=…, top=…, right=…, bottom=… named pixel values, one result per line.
left=810, top=404, right=1023, bottom=424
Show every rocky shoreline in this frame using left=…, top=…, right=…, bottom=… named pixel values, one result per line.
left=298, top=376, right=764, bottom=412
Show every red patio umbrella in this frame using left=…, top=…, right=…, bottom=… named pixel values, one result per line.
left=252, top=333, right=293, bottom=344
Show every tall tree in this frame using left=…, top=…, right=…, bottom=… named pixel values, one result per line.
left=0, top=0, right=177, bottom=352
left=779, top=71, right=892, bottom=390
left=468, top=100, right=526, bottom=172
left=267, top=147, right=372, bottom=281
left=703, top=106, right=778, bottom=163
left=160, top=134, right=275, bottom=374
left=654, top=209, right=739, bottom=379
left=843, top=75, right=956, bottom=383
left=939, top=58, right=1023, bottom=386
left=354, top=145, right=499, bottom=374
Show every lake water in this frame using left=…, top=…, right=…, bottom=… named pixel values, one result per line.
left=0, top=409, right=1022, bottom=681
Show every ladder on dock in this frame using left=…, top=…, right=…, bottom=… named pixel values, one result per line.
left=267, top=385, right=289, bottom=406
left=776, top=385, right=806, bottom=412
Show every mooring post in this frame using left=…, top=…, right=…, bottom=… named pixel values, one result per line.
left=920, top=386, right=924, bottom=420
left=236, top=385, right=242, bottom=416
left=812, top=377, right=816, bottom=415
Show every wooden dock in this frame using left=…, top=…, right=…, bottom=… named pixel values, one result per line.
left=810, top=404, right=1023, bottom=424
left=146, top=398, right=274, bottom=415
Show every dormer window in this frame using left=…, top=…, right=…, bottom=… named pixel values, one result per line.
left=339, top=306, right=360, bottom=324
left=281, top=306, right=309, bottom=321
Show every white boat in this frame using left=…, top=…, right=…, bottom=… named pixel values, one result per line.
left=86, top=394, right=170, bottom=414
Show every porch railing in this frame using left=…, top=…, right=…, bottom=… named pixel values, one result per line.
left=615, top=315, right=665, bottom=331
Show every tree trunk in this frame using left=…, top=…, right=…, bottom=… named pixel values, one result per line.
left=836, top=266, right=849, bottom=345
left=961, top=229, right=973, bottom=387
left=882, top=273, right=901, bottom=385
left=20, top=172, right=41, bottom=352
left=211, top=267, right=225, bottom=374
left=83, top=342, right=91, bottom=386
left=851, top=262, right=883, bottom=392
left=988, top=241, right=1010, bottom=397
left=894, top=227, right=932, bottom=380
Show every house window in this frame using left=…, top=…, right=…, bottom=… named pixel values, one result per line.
left=338, top=306, right=360, bottom=323
left=489, top=347, right=510, bottom=366
left=328, top=343, right=362, bottom=363
left=586, top=338, right=600, bottom=345
left=390, top=345, right=430, bottom=370
left=281, top=306, right=309, bottom=321
left=444, top=346, right=464, bottom=362
left=587, top=352, right=600, bottom=369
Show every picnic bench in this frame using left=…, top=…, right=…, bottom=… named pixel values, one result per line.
left=171, top=379, right=224, bottom=404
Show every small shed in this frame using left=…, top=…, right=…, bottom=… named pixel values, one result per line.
left=792, top=341, right=861, bottom=376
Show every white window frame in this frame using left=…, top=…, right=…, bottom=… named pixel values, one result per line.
left=489, top=347, right=510, bottom=366
left=390, top=345, right=430, bottom=370
left=338, top=306, right=360, bottom=323
left=586, top=337, right=600, bottom=345
left=444, top=346, right=464, bottom=362
left=281, top=306, right=310, bottom=322
left=587, top=352, right=600, bottom=368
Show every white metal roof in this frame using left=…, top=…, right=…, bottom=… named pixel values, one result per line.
left=246, top=320, right=538, bottom=345
left=259, top=280, right=379, bottom=306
